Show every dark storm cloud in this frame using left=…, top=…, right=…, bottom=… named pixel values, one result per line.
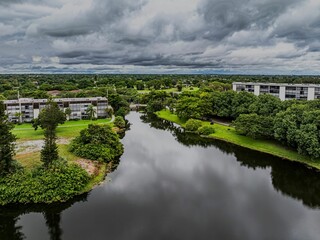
left=198, top=0, right=303, bottom=41
left=0, top=0, right=319, bottom=73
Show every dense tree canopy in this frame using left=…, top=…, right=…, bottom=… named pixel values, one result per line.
left=70, top=124, right=123, bottom=162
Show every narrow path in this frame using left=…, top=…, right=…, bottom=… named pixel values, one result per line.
left=212, top=119, right=231, bottom=126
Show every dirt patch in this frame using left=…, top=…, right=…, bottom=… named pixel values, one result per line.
left=75, top=158, right=100, bottom=176
left=16, top=138, right=71, bottom=154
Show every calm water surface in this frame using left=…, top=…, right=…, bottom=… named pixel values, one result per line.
left=2, top=112, right=320, bottom=240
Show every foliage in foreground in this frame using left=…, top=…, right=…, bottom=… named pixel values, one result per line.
left=0, top=101, right=16, bottom=175
left=0, top=161, right=89, bottom=205
left=70, top=124, right=124, bottom=162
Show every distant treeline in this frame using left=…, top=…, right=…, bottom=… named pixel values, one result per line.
left=1, top=74, right=320, bottom=92
left=1, top=74, right=320, bottom=100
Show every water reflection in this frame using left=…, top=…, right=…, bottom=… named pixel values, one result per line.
left=1, top=112, right=320, bottom=239
left=142, top=113, right=320, bottom=209
left=0, top=215, right=25, bottom=240
left=0, top=194, right=88, bottom=240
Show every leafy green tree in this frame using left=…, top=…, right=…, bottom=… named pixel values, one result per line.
left=249, top=94, right=282, bottom=116
left=231, top=91, right=257, bottom=118
left=198, top=125, right=215, bottom=135
left=185, top=119, right=202, bottom=132
left=274, top=104, right=305, bottom=147
left=108, top=93, right=130, bottom=112
left=14, top=112, right=23, bottom=123
left=86, top=104, right=96, bottom=120
left=136, top=81, right=145, bottom=90
left=233, top=113, right=274, bottom=139
left=0, top=101, right=16, bottom=175
left=65, top=107, right=72, bottom=120
left=177, top=84, right=183, bottom=92
left=215, top=91, right=237, bottom=118
left=33, top=99, right=66, bottom=168
left=146, top=99, right=165, bottom=113
left=105, top=107, right=114, bottom=118
left=116, top=107, right=128, bottom=117
left=176, top=96, right=202, bottom=119
left=70, top=124, right=123, bottom=162
left=296, top=123, right=320, bottom=158
left=114, top=116, right=126, bottom=128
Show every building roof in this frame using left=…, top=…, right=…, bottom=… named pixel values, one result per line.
left=4, top=97, right=107, bottom=104
left=232, top=82, right=320, bottom=87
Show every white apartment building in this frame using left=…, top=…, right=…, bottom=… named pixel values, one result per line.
left=4, top=97, right=108, bottom=122
left=232, top=82, right=320, bottom=101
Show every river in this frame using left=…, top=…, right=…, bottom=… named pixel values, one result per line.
left=1, top=112, right=320, bottom=240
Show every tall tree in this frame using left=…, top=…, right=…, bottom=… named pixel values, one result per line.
left=33, top=99, right=66, bottom=168
left=64, top=108, right=72, bottom=120
left=85, top=105, right=96, bottom=120
left=0, top=101, right=16, bottom=175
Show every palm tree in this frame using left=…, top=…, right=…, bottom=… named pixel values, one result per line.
left=14, top=112, right=23, bottom=123
left=86, top=105, right=96, bottom=120
left=64, top=108, right=72, bottom=121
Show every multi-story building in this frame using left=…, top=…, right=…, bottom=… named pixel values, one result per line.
left=232, top=82, right=320, bottom=101
left=4, top=97, right=108, bottom=122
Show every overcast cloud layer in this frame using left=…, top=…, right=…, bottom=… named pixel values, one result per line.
left=0, top=0, right=320, bottom=74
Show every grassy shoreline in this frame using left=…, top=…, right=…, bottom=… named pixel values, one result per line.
left=1, top=119, right=117, bottom=206
left=156, top=110, right=320, bottom=170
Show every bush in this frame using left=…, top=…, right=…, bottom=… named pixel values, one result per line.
left=116, top=107, right=128, bottom=117
left=114, top=116, right=126, bottom=128
left=185, top=119, right=202, bottom=132
left=0, top=163, right=89, bottom=205
left=70, top=124, right=124, bottom=162
left=198, top=126, right=215, bottom=135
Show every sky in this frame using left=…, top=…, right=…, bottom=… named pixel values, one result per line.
left=0, top=0, right=320, bottom=74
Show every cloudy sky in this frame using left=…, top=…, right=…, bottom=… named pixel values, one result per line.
left=0, top=0, right=320, bottom=74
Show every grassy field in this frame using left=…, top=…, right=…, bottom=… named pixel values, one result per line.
left=156, top=110, right=320, bottom=170
left=13, top=118, right=112, bottom=141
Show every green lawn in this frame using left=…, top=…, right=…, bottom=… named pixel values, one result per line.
left=156, top=110, right=320, bottom=170
left=13, top=118, right=112, bottom=141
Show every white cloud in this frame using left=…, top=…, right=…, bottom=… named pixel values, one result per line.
left=32, top=56, right=42, bottom=63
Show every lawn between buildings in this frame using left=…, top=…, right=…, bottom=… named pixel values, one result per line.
left=156, top=110, right=320, bottom=170
left=0, top=118, right=116, bottom=205
left=13, top=118, right=112, bottom=141
left=13, top=118, right=113, bottom=170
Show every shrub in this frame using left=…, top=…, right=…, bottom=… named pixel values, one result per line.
left=70, top=124, right=124, bottom=162
left=116, top=107, right=128, bottom=117
left=114, top=116, right=126, bottom=128
left=198, top=126, right=215, bottom=135
left=185, top=119, right=202, bottom=132
left=0, top=163, right=89, bottom=205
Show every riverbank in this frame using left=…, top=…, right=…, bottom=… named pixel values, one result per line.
left=0, top=144, right=111, bottom=206
left=156, top=110, right=320, bottom=170
left=0, top=118, right=121, bottom=206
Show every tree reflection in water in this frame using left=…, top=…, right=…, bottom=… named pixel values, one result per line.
left=141, top=113, right=320, bottom=209
left=0, top=193, right=88, bottom=240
